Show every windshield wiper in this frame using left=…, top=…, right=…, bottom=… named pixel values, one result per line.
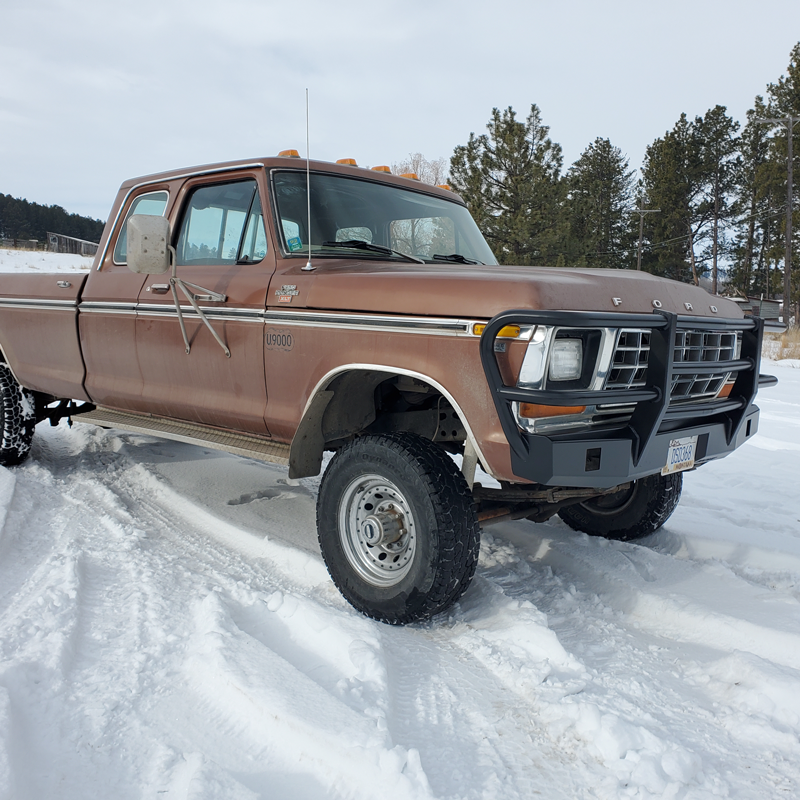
left=433, top=253, right=484, bottom=265
left=322, top=240, right=424, bottom=264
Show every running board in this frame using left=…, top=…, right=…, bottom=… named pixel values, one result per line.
left=77, top=407, right=290, bottom=466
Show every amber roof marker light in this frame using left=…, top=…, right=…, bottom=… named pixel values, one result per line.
left=278, top=149, right=300, bottom=158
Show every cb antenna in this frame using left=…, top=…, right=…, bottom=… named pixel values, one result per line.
left=302, top=88, right=315, bottom=271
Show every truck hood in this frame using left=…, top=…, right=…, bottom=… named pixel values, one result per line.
left=303, top=261, right=742, bottom=320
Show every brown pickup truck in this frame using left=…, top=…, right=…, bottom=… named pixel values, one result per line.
left=0, top=154, right=776, bottom=624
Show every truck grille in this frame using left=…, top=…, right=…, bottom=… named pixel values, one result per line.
left=604, top=328, right=739, bottom=403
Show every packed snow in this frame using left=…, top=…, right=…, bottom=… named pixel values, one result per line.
left=1, top=252, right=799, bottom=799
left=0, top=248, right=93, bottom=273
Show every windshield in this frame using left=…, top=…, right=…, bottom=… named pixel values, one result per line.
left=272, top=171, right=498, bottom=265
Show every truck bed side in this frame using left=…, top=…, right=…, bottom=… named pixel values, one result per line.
left=0, top=272, right=90, bottom=401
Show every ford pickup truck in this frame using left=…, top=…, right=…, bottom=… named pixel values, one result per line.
left=0, top=154, right=776, bottom=624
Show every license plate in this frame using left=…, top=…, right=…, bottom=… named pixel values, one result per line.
left=662, top=436, right=698, bottom=475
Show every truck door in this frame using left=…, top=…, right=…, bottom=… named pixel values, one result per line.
left=135, top=173, right=275, bottom=435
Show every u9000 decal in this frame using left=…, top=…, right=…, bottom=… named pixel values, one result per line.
left=265, top=328, right=294, bottom=351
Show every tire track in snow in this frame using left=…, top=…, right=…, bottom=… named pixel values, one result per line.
left=4, top=413, right=800, bottom=799
left=481, top=524, right=800, bottom=798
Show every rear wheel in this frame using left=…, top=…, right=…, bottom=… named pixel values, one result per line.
left=0, top=363, right=36, bottom=467
left=557, top=472, right=682, bottom=541
left=317, top=433, right=480, bottom=624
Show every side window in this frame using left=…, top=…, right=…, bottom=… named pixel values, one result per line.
left=240, top=203, right=268, bottom=262
left=176, top=180, right=267, bottom=265
left=113, top=190, right=169, bottom=264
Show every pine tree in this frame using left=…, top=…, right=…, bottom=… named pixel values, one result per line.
left=0, top=193, right=105, bottom=243
left=730, top=98, right=784, bottom=299
left=694, top=106, right=740, bottom=294
left=764, top=42, right=800, bottom=322
left=564, top=138, right=636, bottom=269
left=641, top=114, right=707, bottom=283
left=450, top=105, right=565, bottom=265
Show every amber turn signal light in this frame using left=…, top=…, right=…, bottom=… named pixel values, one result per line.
left=718, top=382, right=735, bottom=398
left=519, top=404, right=587, bottom=419
left=472, top=323, right=521, bottom=338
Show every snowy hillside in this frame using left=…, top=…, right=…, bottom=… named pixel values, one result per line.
left=1, top=251, right=799, bottom=799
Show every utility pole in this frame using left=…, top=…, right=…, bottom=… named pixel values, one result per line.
left=755, top=114, right=799, bottom=326
left=632, top=196, right=660, bottom=271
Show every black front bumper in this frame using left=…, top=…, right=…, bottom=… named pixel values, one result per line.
left=479, top=309, right=774, bottom=488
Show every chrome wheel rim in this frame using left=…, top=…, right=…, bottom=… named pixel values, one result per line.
left=338, top=474, right=417, bottom=587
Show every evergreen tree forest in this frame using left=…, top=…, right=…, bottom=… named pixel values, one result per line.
left=0, top=194, right=105, bottom=244
left=450, top=42, right=800, bottom=322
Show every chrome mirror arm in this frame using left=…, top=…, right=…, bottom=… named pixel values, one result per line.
left=168, top=247, right=231, bottom=358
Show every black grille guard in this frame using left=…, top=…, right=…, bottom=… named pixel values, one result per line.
left=479, top=309, right=776, bottom=484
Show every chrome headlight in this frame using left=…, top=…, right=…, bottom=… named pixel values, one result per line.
left=517, top=326, right=553, bottom=390
left=515, top=326, right=614, bottom=433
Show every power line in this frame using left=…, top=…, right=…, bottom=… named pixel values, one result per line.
left=631, top=197, right=660, bottom=270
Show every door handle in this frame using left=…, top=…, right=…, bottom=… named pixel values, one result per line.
left=149, top=283, right=170, bottom=294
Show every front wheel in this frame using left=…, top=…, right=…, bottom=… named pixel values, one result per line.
left=0, top=363, right=36, bottom=467
left=317, top=433, right=480, bottom=625
left=557, top=472, right=683, bottom=541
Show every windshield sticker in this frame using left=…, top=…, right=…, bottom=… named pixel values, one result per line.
left=287, top=236, right=303, bottom=252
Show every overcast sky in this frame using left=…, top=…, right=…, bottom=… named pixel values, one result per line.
left=2, top=0, right=799, bottom=222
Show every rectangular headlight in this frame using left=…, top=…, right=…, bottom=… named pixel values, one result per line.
left=549, top=339, right=583, bottom=381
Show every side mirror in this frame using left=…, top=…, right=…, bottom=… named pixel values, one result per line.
left=127, top=214, right=171, bottom=274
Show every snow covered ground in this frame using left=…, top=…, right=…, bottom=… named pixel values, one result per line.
left=0, top=248, right=93, bottom=273
left=1, top=252, right=799, bottom=799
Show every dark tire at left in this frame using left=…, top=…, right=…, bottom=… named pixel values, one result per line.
left=317, top=433, right=480, bottom=625
left=0, top=363, right=36, bottom=467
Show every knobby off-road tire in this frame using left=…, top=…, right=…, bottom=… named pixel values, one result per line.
left=317, top=433, right=480, bottom=625
left=0, top=363, right=36, bottom=467
left=558, top=472, right=683, bottom=541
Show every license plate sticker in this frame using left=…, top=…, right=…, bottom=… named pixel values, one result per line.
left=662, top=436, right=698, bottom=475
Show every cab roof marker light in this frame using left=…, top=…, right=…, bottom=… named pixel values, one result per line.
left=371, top=165, right=391, bottom=173
left=278, top=149, right=301, bottom=158
left=437, top=184, right=452, bottom=191
left=400, top=173, right=420, bottom=180
left=336, top=158, right=358, bottom=166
